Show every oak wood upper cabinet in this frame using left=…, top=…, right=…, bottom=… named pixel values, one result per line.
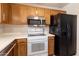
left=16, top=38, right=27, bottom=56
left=50, top=9, right=65, bottom=15
left=20, top=5, right=28, bottom=25
left=50, top=10, right=59, bottom=15
left=0, top=4, right=1, bottom=23
left=27, top=6, right=36, bottom=16
left=48, top=36, right=55, bottom=56
left=44, top=8, right=50, bottom=25
left=11, top=4, right=28, bottom=25
left=11, top=4, right=21, bottom=24
left=36, top=7, right=44, bottom=16
left=1, top=3, right=9, bottom=24
left=27, top=6, right=45, bottom=17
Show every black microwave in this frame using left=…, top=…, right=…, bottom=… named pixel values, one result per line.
left=27, top=16, right=46, bottom=25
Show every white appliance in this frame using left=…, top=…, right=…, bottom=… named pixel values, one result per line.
left=27, top=36, right=48, bottom=56
left=27, top=25, right=45, bottom=36
left=27, top=26, right=48, bottom=56
left=27, top=16, right=48, bottom=56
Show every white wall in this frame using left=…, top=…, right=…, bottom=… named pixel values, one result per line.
left=62, top=3, right=79, bottom=50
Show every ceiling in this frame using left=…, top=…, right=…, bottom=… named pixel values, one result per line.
left=30, top=3, right=68, bottom=8
left=24, top=3, right=68, bottom=9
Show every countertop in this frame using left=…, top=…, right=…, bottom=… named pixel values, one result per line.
left=0, top=33, right=55, bottom=52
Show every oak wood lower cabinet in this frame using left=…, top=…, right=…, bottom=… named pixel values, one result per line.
left=16, top=38, right=27, bottom=56
left=48, top=36, right=55, bottom=56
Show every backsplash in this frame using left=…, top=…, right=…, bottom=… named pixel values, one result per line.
left=0, top=25, right=4, bottom=33
left=0, top=24, right=28, bottom=34
left=0, top=24, right=49, bottom=34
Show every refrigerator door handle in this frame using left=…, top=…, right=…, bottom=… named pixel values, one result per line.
left=67, top=24, right=71, bottom=40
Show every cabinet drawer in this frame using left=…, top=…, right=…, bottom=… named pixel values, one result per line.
left=16, top=38, right=27, bottom=43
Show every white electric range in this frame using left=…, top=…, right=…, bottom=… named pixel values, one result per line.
left=27, top=25, right=48, bottom=56
left=27, top=35, right=48, bottom=56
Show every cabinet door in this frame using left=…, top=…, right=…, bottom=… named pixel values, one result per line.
left=20, top=5, right=28, bottom=25
left=48, top=36, right=54, bottom=56
left=1, top=4, right=9, bottom=24
left=44, top=9, right=50, bottom=25
left=18, top=43, right=26, bottom=56
left=36, top=7, right=44, bottom=16
left=11, top=4, right=28, bottom=25
left=0, top=4, right=1, bottom=23
left=16, top=39, right=27, bottom=56
left=11, top=4, right=21, bottom=24
left=27, top=6, right=45, bottom=16
left=27, top=6, right=36, bottom=16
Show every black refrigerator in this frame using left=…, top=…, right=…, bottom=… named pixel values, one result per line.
left=49, top=14, right=77, bottom=56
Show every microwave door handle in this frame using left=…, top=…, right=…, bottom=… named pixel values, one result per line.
left=41, top=19, right=42, bottom=25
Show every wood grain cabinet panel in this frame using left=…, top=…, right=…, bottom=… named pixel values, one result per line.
left=27, top=6, right=36, bottom=16
left=17, top=43, right=26, bottom=56
left=11, top=4, right=21, bottom=24
left=0, top=4, right=1, bottom=23
left=0, top=4, right=65, bottom=25
left=27, top=6, right=45, bottom=16
left=11, top=4, right=28, bottom=25
left=1, top=3, right=10, bottom=24
left=36, top=7, right=44, bottom=16
left=50, top=10, right=59, bottom=15
left=20, top=5, right=28, bottom=24
left=16, top=38, right=27, bottom=56
left=44, top=9, right=50, bottom=25
left=50, top=9, right=65, bottom=15
left=48, top=36, right=54, bottom=56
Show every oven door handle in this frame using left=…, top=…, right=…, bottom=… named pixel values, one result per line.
left=27, top=40, right=48, bottom=43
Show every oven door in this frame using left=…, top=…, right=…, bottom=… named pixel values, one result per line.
left=27, top=39, right=48, bottom=56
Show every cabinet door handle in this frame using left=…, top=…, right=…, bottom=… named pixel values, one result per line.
left=5, top=43, right=16, bottom=56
